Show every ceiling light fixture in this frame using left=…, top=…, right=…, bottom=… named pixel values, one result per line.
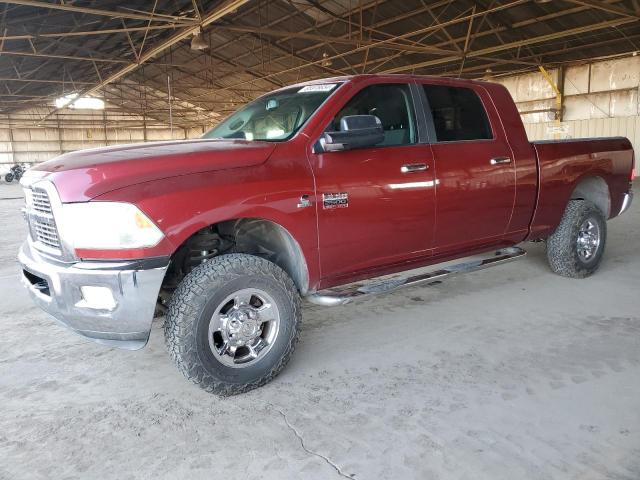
left=191, top=29, right=209, bottom=51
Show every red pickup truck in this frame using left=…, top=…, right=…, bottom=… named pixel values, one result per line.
left=18, top=74, right=634, bottom=395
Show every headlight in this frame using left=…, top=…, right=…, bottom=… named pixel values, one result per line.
left=62, top=202, right=164, bottom=250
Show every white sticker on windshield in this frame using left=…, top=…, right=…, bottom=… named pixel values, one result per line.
left=298, top=84, right=337, bottom=93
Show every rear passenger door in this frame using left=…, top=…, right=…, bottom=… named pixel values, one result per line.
left=418, top=83, right=516, bottom=254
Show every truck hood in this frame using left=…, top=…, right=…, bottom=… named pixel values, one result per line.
left=27, top=139, right=277, bottom=202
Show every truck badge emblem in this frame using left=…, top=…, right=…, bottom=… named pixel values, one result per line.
left=322, top=192, right=348, bottom=210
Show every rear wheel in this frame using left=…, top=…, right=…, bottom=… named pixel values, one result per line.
left=164, top=253, right=301, bottom=395
left=4, top=173, right=14, bottom=183
left=546, top=200, right=607, bottom=278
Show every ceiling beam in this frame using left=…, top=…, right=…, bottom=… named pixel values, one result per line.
left=220, top=14, right=634, bottom=91
left=35, top=0, right=251, bottom=123
left=215, top=24, right=459, bottom=55
left=382, top=17, right=637, bottom=73
left=0, top=0, right=196, bottom=24
left=352, top=0, right=630, bottom=75
left=0, top=49, right=127, bottom=63
left=0, top=25, right=175, bottom=41
left=0, top=49, right=188, bottom=68
left=210, top=0, right=529, bottom=92
left=221, top=0, right=628, bottom=77
left=567, top=0, right=640, bottom=19
left=436, top=33, right=640, bottom=78
left=80, top=0, right=251, bottom=95
left=0, top=76, right=94, bottom=85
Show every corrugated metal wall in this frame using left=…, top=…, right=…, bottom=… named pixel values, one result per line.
left=2, top=55, right=639, bottom=176
left=524, top=117, right=640, bottom=153
left=494, top=55, right=640, bottom=153
left=0, top=105, right=208, bottom=174
left=0, top=125, right=187, bottom=163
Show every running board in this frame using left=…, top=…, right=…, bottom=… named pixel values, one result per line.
left=306, top=247, right=526, bottom=306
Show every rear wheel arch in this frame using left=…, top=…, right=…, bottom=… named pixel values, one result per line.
left=570, top=176, right=610, bottom=219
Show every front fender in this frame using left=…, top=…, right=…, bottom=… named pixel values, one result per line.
left=95, top=152, right=320, bottom=290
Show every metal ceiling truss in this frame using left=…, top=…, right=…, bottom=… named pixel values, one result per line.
left=0, top=0, right=639, bottom=127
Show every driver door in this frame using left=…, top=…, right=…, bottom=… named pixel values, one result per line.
left=308, top=82, right=436, bottom=286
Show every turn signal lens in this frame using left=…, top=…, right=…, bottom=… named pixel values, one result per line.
left=135, top=210, right=155, bottom=229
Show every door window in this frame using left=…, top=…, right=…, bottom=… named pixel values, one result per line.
left=330, top=84, right=417, bottom=146
left=422, top=85, right=492, bottom=142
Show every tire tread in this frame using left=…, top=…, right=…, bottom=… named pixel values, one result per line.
left=546, top=200, right=606, bottom=278
left=164, top=254, right=301, bottom=396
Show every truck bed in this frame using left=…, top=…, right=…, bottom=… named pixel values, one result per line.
left=528, top=136, right=634, bottom=239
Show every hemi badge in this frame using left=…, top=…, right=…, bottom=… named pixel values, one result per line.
left=322, top=192, right=348, bottom=210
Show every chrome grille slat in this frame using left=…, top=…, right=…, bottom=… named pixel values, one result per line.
left=33, top=229, right=59, bottom=241
left=34, top=225, right=58, bottom=235
left=35, top=229, right=58, bottom=237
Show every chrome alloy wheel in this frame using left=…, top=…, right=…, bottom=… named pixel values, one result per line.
left=576, top=217, right=601, bottom=262
left=208, top=288, right=280, bottom=368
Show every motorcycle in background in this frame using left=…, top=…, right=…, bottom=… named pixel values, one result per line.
left=4, top=164, right=26, bottom=183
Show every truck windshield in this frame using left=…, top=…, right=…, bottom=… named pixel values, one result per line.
left=202, top=83, right=341, bottom=142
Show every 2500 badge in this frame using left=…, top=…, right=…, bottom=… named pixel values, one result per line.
left=322, top=192, right=349, bottom=209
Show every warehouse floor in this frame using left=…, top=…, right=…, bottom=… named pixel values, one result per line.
left=1, top=181, right=638, bottom=480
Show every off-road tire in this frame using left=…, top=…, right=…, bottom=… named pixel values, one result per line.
left=546, top=200, right=607, bottom=278
left=4, top=173, right=13, bottom=183
left=164, top=253, right=301, bottom=395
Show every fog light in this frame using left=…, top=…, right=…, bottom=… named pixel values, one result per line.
left=78, top=286, right=117, bottom=310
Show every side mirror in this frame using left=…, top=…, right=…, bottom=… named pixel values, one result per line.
left=315, top=115, right=384, bottom=153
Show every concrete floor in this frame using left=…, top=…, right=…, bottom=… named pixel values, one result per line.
left=0, top=180, right=639, bottom=480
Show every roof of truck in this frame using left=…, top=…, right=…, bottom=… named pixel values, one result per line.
left=281, top=74, right=497, bottom=92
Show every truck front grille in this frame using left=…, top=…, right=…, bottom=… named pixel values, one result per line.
left=25, top=187, right=62, bottom=254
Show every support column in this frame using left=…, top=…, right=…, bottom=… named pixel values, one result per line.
left=538, top=65, right=563, bottom=124
left=8, top=114, right=16, bottom=165
left=143, top=115, right=148, bottom=142
left=102, top=106, right=108, bottom=147
left=538, top=65, right=564, bottom=139
left=55, top=114, right=63, bottom=155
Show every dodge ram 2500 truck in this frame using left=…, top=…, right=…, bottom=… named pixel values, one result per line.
left=18, top=75, right=634, bottom=395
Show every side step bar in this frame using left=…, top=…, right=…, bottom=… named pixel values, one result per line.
left=306, top=247, right=526, bottom=306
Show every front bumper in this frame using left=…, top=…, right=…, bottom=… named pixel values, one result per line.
left=18, top=241, right=168, bottom=350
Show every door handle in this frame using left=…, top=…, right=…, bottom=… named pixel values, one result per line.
left=401, top=163, right=428, bottom=173
left=490, top=156, right=511, bottom=165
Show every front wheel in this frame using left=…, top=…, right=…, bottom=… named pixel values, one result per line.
left=546, top=200, right=607, bottom=278
left=4, top=173, right=14, bottom=183
left=164, top=254, right=301, bottom=395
